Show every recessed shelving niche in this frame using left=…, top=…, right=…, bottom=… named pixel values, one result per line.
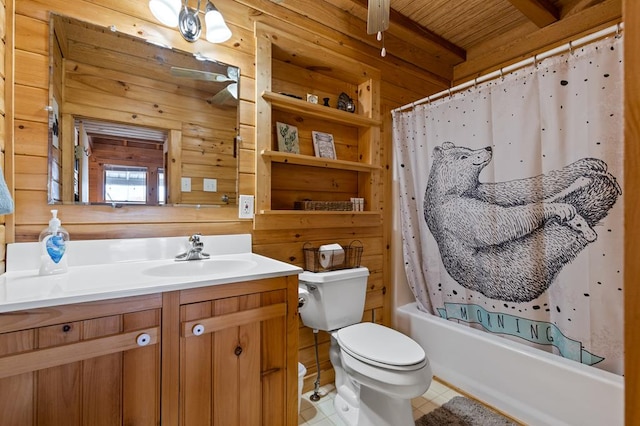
left=254, top=22, right=382, bottom=229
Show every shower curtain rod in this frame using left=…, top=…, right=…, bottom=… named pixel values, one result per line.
left=392, top=23, right=623, bottom=113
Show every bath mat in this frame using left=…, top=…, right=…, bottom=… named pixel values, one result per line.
left=415, top=396, right=517, bottom=426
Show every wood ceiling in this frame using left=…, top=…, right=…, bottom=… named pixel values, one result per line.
left=315, top=0, right=621, bottom=83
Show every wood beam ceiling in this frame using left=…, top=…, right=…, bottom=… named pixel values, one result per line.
left=453, top=0, right=621, bottom=82
left=237, top=0, right=458, bottom=83
left=344, top=0, right=466, bottom=61
left=506, top=0, right=559, bottom=27
left=272, top=0, right=465, bottom=70
left=234, top=0, right=451, bottom=92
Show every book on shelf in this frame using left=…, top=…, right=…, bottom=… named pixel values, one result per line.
left=311, top=131, right=336, bottom=159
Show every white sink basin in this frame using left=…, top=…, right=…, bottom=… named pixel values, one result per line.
left=142, top=259, right=258, bottom=277
left=2, top=235, right=304, bottom=313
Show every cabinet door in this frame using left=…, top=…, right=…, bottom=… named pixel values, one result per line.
left=0, top=307, right=161, bottom=426
left=180, top=289, right=288, bottom=426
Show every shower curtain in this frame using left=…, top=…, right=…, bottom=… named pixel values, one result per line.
left=393, top=34, right=624, bottom=375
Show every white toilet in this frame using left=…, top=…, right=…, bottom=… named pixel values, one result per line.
left=298, top=267, right=432, bottom=426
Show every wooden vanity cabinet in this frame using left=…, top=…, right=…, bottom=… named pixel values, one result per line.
left=161, top=275, right=299, bottom=426
left=0, top=294, right=162, bottom=426
left=0, top=275, right=298, bottom=426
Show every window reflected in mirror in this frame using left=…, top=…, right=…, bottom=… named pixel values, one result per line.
left=102, top=166, right=166, bottom=205
left=73, top=119, right=167, bottom=205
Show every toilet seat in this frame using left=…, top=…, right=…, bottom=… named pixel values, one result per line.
left=335, top=322, right=426, bottom=371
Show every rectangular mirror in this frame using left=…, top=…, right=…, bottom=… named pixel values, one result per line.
left=48, top=14, right=240, bottom=206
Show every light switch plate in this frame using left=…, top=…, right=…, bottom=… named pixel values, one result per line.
left=203, top=178, right=217, bottom=192
left=181, top=177, right=191, bottom=192
left=239, top=195, right=254, bottom=219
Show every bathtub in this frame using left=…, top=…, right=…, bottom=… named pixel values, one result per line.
left=396, top=302, right=624, bottom=426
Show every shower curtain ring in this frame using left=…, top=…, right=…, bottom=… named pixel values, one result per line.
left=533, top=54, right=538, bottom=68
left=569, top=41, right=574, bottom=55
left=499, top=68, right=504, bottom=80
left=615, top=23, right=621, bottom=38
left=448, top=88, right=452, bottom=99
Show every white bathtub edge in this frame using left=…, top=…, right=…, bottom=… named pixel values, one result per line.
left=396, top=302, right=624, bottom=426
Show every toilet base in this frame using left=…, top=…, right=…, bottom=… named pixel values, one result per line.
left=334, top=393, right=359, bottom=426
left=334, top=385, right=415, bottom=426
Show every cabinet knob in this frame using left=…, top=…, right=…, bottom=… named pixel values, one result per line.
left=62, top=324, right=71, bottom=333
left=192, top=324, right=205, bottom=336
left=136, top=333, right=151, bottom=346
left=234, top=346, right=243, bottom=356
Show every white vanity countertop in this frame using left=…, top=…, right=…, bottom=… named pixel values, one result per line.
left=0, top=234, right=302, bottom=313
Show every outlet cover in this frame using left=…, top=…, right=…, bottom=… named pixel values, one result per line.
left=181, top=177, right=191, bottom=192
left=203, top=178, right=217, bottom=192
left=239, top=195, right=254, bottom=219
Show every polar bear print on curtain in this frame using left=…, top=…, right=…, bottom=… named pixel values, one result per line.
left=393, top=34, right=624, bottom=375
left=424, top=142, right=620, bottom=303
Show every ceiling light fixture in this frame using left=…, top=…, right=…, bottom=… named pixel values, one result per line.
left=149, top=0, right=181, bottom=27
left=205, top=2, right=232, bottom=43
left=149, top=0, right=232, bottom=43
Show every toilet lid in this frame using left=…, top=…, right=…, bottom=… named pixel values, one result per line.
left=336, top=322, right=425, bottom=367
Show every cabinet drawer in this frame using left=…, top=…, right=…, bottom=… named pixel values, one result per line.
left=0, top=293, right=162, bottom=333
left=0, top=325, right=159, bottom=379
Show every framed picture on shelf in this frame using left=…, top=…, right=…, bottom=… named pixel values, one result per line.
left=311, top=131, right=336, bottom=159
left=276, top=122, right=300, bottom=154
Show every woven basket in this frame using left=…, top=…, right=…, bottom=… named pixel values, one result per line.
left=302, top=240, right=363, bottom=272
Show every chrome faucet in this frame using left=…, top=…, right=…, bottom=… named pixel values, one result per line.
left=176, top=234, right=211, bottom=261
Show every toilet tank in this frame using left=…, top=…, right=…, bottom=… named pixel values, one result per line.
left=298, top=267, right=369, bottom=331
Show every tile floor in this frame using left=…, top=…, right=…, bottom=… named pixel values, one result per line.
left=298, top=378, right=463, bottom=425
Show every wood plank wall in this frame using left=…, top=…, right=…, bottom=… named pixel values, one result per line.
left=624, top=0, right=640, bottom=423
left=0, top=0, right=6, bottom=272
left=5, top=0, right=633, bottom=408
left=9, top=0, right=445, bottom=393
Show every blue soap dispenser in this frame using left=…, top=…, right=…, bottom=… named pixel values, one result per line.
left=39, top=209, right=70, bottom=275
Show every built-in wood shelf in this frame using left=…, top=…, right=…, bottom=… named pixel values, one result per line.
left=261, top=150, right=381, bottom=172
left=254, top=210, right=382, bottom=230
left=262, top=91, right=381, bottom=128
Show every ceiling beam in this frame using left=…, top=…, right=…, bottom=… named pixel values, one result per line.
left=562, top=0, right=607, bottom=18
left=324, top=0, right=466, bottom=63
left=454, top=0, right=621, bottom=82
left=386, top=1, right=466, bottom=60
left=506, top=0, right=559, bottom=27
left=234, top=0, right=453, bottom=88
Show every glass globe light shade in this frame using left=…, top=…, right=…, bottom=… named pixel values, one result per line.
left=149, top=0, right=181, bottom=27
left=205, top=3, right=232, bottom=43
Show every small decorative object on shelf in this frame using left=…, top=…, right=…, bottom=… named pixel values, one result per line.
left=303, top=240, right=363, bottom=272
left=279, top=92, right=303, bottom=99
left=337, top=92, right=356, bottom=113
left=312, top=131, right=336, bottom=159
left=276, top=122, right=300, bottom=153
left=306, top=93, right=319, bottom=104
left=350, top=197, right=365, bottom=211
left=323, top=97, right=330, bottom=107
